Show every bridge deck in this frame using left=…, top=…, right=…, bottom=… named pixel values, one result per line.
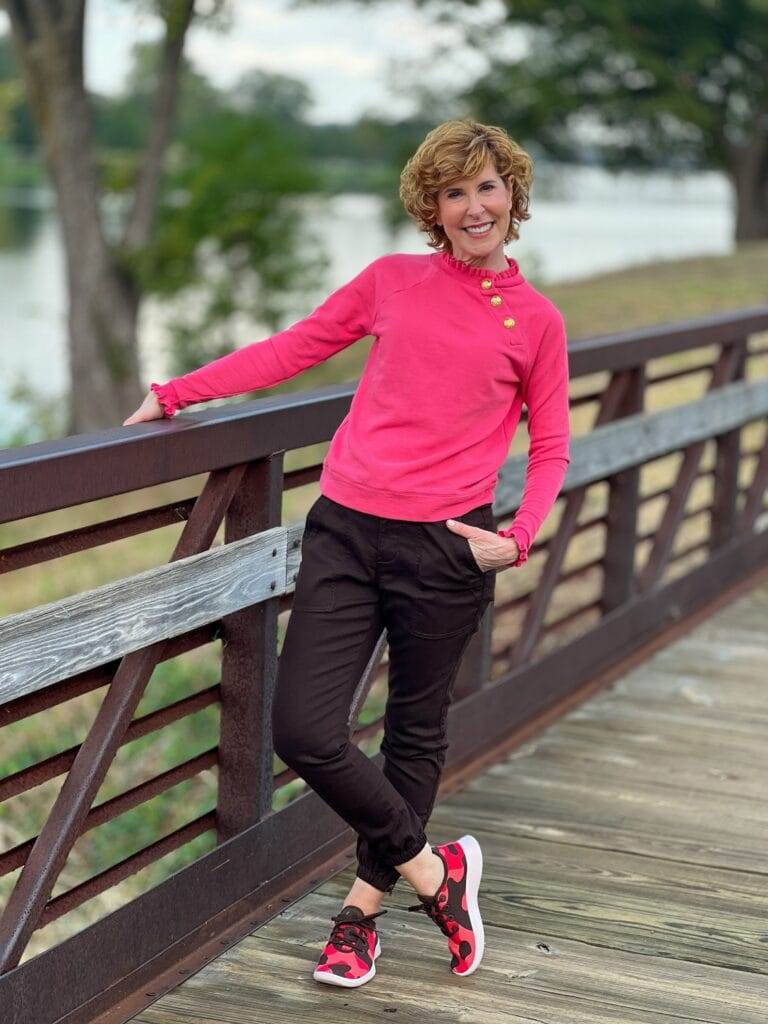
left=134, top=578, right=768, bottom=1023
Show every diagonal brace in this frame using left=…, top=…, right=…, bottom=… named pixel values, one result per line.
left=0, top=464, right=247, bottom=973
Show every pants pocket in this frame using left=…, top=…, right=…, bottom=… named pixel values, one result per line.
left=409, top=506, right=493, bottom=639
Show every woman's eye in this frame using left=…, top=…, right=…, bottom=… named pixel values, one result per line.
left=446, top=184, right=494, bottom=198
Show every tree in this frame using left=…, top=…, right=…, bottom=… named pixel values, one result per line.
left=3, top=3, right=330, bottom=434
left=2, top=0, right=204, bottom=433
left=132, top=109, right=325, bottom=376
left=311, top=0, right=768, bottom=242
left=478, top=1, right=768, bottom=241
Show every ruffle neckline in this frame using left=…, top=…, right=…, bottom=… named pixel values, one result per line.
left=436, top=249, right=521, bottom=281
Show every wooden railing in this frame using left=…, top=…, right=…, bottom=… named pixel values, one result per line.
left=1, top=306, right=767, bottom=1024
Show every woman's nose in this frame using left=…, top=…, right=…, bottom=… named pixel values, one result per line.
left=467, top=193, right=486, bottom=216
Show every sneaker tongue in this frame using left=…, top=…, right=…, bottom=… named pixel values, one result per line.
left=335, top=905, right=367, bottom=921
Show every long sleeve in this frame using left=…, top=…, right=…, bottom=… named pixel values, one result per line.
left=497, top=309, right=571, bottom=567
left=150, top=259, right=379, bottom=416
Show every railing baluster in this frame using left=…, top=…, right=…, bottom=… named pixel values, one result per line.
left=603, top=365, right=645, bottom=612
left=712, top=339, right=748, bottom=550
left=217, top=455, right=285, bottom=842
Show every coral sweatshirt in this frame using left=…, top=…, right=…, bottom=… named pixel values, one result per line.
left=150, top=250, right=571, bottom=567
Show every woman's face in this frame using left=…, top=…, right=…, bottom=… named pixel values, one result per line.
left=435, top=159, right=513, bottom=266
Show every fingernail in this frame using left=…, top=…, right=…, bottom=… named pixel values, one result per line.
left=446, top=519, right=456, bottom=526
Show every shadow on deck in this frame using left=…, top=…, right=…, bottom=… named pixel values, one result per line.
left=132, top=578, right=768, bottom=1024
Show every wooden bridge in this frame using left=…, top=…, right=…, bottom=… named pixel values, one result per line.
left=0, top=306, right=766, bottom=1024
left=134, top=577, right=768, bottom=1024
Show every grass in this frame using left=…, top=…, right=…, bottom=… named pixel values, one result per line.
left=544, top=240, right=768, bottom=339
left=1, top=241, right=766, bottom=962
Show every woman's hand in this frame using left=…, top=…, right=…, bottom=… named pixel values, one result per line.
left=445, top=519, right=519, bottom=573
left=123, top=391, right=165, bottom=426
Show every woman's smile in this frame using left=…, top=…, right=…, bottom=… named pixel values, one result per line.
left=464, top=222, right=494, bottom=236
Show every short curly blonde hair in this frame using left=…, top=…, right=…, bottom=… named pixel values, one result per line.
left=399, top=118, right=533, bottom=252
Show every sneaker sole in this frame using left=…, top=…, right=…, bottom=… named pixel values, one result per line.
left=452, top=834, right=485, bottom=976
left=313, top=935, right=381, bottom=988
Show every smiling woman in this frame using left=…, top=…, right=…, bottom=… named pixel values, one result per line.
left=125, top=117, right=571, bottom=990
left=434, top=163, right=514, bottom=269
left=398, top=119, right=533, bottom=270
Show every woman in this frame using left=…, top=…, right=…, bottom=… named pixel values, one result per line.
left=124, top=118, right=571, bottom=988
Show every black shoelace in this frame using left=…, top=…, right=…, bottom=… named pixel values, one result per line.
left=407, top=897, right=457, bottom=939
left=328, top=908, right=388, bottom=956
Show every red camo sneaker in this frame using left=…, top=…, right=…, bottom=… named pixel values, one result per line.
left=313, top=904, right=387, bottom=987
left=407, top=834, right=485, bottom=976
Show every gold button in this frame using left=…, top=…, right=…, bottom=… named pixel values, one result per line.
left=504, top=317, right=516, bottom=328
left=480, top=279, right=493, bottom=289
left=490, top=295, right=502, bottom=307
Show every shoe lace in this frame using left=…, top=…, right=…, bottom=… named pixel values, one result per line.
left=407, top=897, right=457, bottom=939
left=328, top=908, right=388, bottom=956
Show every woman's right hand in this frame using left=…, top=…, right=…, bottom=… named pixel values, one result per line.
left=123, top=390, right=166, bottom=425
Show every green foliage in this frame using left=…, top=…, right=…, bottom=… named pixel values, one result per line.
left=0, top=371, right=67, bottom=448
left=0, top=34, right=37, bottom=149
left=438, top=0, right=768, bottom=172
left=226, top=68, right=314, bottom=124
left=127, top=110, right=329, bottom=374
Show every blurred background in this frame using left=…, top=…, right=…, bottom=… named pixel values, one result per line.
left=1, top=0, right=765, bottom=445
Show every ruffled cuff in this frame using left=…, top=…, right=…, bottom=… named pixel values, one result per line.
left=497, top=525, right=530, bottom=568
left=150, top=381, right=183, bottom=418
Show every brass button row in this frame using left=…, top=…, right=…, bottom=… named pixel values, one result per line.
left=481, top=278, right=515, bottom=328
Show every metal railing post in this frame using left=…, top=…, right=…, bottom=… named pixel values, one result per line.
left=217, top=453, right=285, bottom=843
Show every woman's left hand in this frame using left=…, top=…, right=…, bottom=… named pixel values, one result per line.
left=445, top=519, right=519, bottom=573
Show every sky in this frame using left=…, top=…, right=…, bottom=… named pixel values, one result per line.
left=1, top=0, right=511, bottom=124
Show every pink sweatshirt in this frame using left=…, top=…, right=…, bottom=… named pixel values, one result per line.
left=150, top=250, right=571, bottom=567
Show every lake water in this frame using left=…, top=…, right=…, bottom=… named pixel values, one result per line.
left=0, top=164, right=733, bottom=439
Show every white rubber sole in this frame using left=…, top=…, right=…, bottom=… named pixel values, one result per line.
left=313, top=935, right=381, bottom=987
left=451, top=833, right=485, bottom=976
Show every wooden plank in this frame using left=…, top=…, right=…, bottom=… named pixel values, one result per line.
left=612, top=668, right=768, bottom=710
left=0, top=523, right=301, bottom=706
left=133, top=889, right=768, bottom=1024
left=532, top=720, right=768, bottom=782
left=428, top=777, right=767, bottom=875
left=496, top=377, right=768, bottom=510
left=502, top=731, right=768, bottom=801
left=561, top=693, right=768, bottom=732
